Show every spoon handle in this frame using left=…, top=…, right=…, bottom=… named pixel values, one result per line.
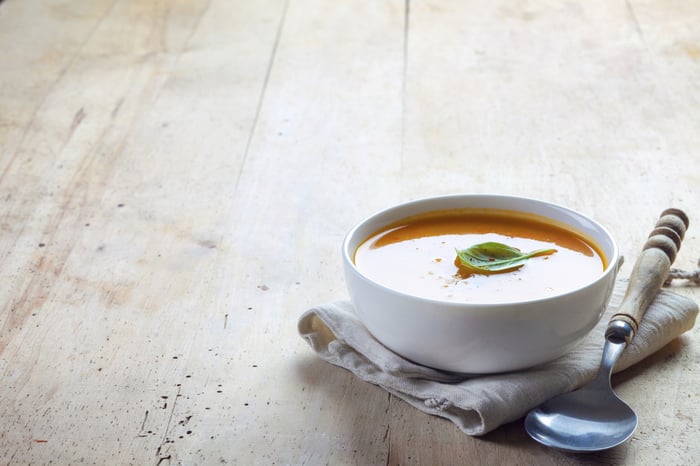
left=608, top=209, right=689, bottom=341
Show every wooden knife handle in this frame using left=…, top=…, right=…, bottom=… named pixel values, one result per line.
left=609, top=208, right=689, bottom=339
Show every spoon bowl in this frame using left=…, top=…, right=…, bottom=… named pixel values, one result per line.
left=525, top=337, right=638, bottom=452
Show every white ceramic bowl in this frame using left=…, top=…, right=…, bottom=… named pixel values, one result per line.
left=342, top=194, right=621, bottom=374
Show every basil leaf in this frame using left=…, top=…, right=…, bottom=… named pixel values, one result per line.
left=455, top=242, right=556, bottom=275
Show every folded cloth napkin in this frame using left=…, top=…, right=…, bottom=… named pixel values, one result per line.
left=298, top=279, right=698, bottom=436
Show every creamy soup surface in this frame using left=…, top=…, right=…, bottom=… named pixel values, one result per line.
left=354, top=209, right=606, bottom=303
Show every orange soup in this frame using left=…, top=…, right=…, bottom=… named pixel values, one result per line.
left=354, top=209, right=606, bottom=303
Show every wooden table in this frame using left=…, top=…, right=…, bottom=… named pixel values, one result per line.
left=1, top=1, right=699, bottom=464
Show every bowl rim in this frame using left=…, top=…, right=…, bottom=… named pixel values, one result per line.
left=342, top=193, right=621, bottom=308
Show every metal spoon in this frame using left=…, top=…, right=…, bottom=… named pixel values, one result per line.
left=525, top=208, right=689, bottom=452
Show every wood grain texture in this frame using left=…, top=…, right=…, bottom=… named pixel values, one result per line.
left=0, top=0, right=698, bottom=464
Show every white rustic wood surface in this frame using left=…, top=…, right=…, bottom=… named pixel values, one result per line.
left=1, top=0, right=699, bottom=464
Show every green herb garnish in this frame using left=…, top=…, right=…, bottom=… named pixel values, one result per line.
left=455, top=242, right=556, bottom=275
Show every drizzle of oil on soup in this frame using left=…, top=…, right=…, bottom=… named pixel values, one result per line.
left=354, top=209, right=606, bottom=303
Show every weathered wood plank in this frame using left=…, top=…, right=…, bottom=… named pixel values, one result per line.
left=1, top=0, right=287, bottom=463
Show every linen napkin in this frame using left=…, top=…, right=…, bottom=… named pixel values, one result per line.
left=298, top=279, right=698, bottom=436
